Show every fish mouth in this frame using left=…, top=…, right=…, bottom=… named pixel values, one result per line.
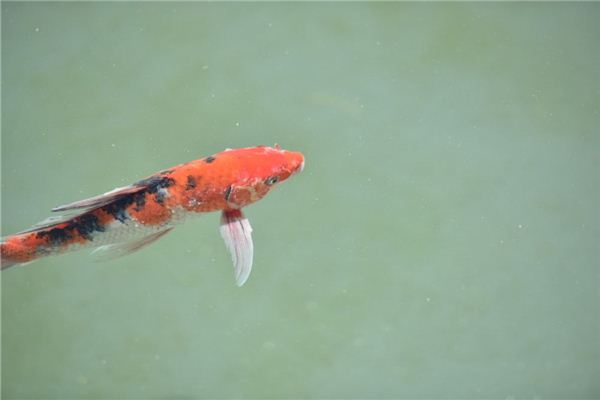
left=287, top=151, right=305, bottom=175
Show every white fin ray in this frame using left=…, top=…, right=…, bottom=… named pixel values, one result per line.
left=91, top=227, right=174, bottom=262
left=15, top=215, right=74, bottom=234
left=52, top=185, right=144, bottom=212
left=219, top=210, right=254, bottom=286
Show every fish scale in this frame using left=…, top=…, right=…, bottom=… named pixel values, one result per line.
left=92, top=205, right=191, bottom=245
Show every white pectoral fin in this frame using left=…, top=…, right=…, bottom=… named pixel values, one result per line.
left=91, top=227, right=174, bottom=262
left=219, top=210, right=254, bottom=287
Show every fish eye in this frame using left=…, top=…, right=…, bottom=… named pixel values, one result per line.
left=265, top=176, right=280, bottom=186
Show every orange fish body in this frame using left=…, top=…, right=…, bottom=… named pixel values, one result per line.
left=1, top=146, right=305, bottom=285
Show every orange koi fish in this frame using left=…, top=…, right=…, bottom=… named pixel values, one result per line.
left=1, top=146, right=305, bottom=286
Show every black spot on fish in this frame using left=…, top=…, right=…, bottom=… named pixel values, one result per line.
left=75, top=214, right=105, bottom=240
left=204, top=156, right=216, bottom=163
left=134, top=175, right=175, bottom=205
left=36, top=213, right=105, bottom=245
left=134, top=175, right=175, bottom=192
left=133, top=192, right=146, bottom=212
left=154, top=189, right=167, bottom=204
left=97, top=176, right=176, bottom=220
left=186, top=175, right=197, bottom=190
left=102, top=195, right=133, bottom=223
left=224, top=185, right=233, bottom=201
left=37, top=227, right=72, bottom=246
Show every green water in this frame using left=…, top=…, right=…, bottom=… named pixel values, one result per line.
left=2, top=2, right=598, bottom=398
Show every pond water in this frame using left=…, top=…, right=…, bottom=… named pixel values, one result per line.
left=2, top=2, right=598, bottom=398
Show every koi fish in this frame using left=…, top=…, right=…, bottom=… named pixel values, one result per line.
left=0, top=145, right=305, bottom=286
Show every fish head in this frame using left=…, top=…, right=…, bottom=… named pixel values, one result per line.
left=219, top=146, right=305, bottom=208
left=253, top=145, right=305, bottom=187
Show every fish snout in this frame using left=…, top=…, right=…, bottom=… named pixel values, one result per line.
left=287, top=151, right=305, bottom=175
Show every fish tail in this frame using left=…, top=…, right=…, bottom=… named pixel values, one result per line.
left=1, top=243, right=18, bottom=269
left=1, top=234, right=40, bottom=270
left=1, top=210, right=105, bottom=270
left=1, top=170, right=182, bottom=271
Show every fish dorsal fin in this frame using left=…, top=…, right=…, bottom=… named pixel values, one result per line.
left=91, top=227, right=174, bottom=262
left=219, top=210, right=254, bottom=286
left=16, top=181, right=155, bottom=234
left=51, top=185, right=145, bottom=212
left=16, top=214, right=76, bottom=234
